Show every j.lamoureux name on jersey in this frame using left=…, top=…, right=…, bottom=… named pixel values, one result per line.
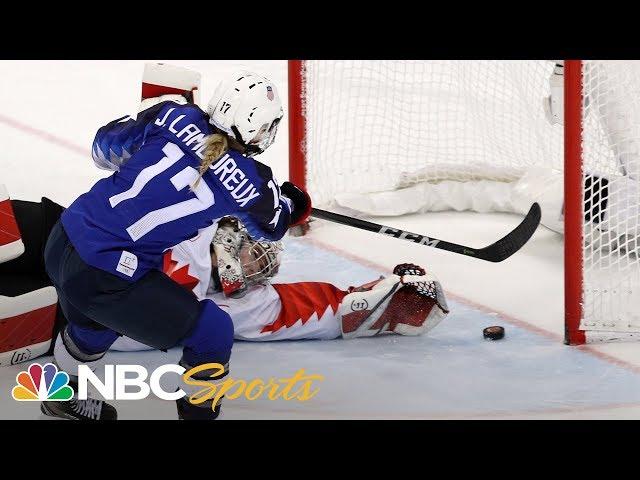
left=61, top=101, right=292, bottom=281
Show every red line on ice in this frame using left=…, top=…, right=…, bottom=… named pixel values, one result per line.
left=0, top=114, right=90, bottom=157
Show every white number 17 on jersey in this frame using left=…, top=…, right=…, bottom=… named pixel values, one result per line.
left=108, top=142, right=215, bottom=242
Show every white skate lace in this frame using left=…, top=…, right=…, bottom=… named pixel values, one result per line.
left=71, top=398, right=103, bottom=420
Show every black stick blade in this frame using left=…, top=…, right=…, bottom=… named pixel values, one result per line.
left=476, top=202, right=542, bottom=262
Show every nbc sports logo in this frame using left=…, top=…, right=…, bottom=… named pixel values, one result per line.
left=12, top=363, right=73, bottom=401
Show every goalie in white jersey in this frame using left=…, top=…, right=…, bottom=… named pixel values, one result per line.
left=113, top=215, right=450, bottom=349
left=0, top=195, right=450, bottom=366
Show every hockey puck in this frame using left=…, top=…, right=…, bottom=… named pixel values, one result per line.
left=483, top=326, right=505, bottom=340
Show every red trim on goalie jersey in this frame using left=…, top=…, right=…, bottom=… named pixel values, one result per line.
left=0, top=198, right=21, bottom=245
left=262, top=282, right=347, bottom=333
left=162, top=250, right=200, bottom=294
left=0, top=304, right=57, bottom=352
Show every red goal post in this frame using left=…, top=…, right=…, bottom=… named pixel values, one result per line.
left=564, top=60, right=586, bottom=345
left=288, top=60, right=307, bottom=191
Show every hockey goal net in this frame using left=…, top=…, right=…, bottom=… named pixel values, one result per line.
left=288, top=60, right=640, bottom=345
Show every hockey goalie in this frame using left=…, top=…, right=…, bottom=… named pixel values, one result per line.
left=0, top=193, right=450, bottom=366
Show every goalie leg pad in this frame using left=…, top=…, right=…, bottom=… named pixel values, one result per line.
left=0, top=197, right=65, bottom=283
left=0, top=287, right=58, bottom=366
left=0, top=185, right=25, bottom=263
left=142, top=63, right=201, bottom=105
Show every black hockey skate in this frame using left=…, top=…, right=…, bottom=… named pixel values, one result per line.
left=40, top=397, right=117, bottom=421
left=176, top=397, right=221, bottom=420
left=40, top=379, right=117, bottom=420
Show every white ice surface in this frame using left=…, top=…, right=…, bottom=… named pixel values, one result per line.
left=3, top=60, right=640, bottom=419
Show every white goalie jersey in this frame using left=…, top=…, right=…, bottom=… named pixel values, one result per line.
left=111, top=227, right=345, bottom=351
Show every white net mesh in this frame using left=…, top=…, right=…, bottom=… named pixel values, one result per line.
left=581, top=61, right=640, bottom=333
left=303, top=60, right=563, bottom=206
left=300, top=60, right=640, bottom=336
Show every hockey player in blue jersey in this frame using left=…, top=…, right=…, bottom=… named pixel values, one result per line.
left=40, top=71, right=311, bottom=420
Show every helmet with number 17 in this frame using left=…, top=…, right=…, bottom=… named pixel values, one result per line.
left=206, top=70, right=284, bottom=156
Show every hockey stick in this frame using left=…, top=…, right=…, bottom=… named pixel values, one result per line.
left=310, top=203, right=541, bottom=263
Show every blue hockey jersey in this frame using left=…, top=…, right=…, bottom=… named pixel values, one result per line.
left=61, top=101, right=292, bottom=281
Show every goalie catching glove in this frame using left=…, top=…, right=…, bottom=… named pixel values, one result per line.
left=339, top=263, right=450, bottom=339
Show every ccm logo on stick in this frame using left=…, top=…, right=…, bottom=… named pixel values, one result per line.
left=378, top=227, right=440, bottom=247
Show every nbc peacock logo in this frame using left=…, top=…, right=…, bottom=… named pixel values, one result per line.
left=12, top=363, right=74, bottom=401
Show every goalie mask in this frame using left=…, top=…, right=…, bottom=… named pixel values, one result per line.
left=206, top=70, right=284, bottom=156
left=212, top=217, right=283, bottom=297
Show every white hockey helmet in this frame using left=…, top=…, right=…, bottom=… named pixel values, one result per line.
left=211, top=217, right=283, bottom=297
left=207, top=70, right=284, bottom=156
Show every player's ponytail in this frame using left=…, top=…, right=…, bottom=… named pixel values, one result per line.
left=192, top=133, right=229, bottom=188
